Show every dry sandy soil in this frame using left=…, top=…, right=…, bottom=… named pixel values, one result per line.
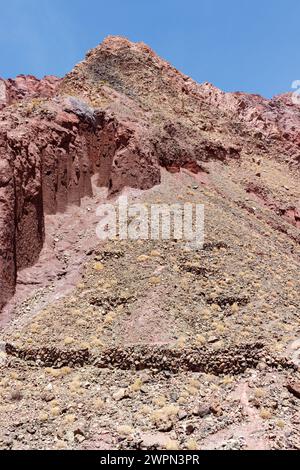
left=0, top=168, right=299, bottom=450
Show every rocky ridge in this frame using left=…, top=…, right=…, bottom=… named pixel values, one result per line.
left=0, top=36, right=299, bottom=450
left=1, top=36, right=300, bottom=311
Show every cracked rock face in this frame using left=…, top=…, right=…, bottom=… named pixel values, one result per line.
left=0, top=35, right=299, bottom=313
left=0, top=95, right=160, bottom=311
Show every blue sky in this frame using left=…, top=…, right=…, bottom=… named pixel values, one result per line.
left=0, top=0, right=299, bottom=98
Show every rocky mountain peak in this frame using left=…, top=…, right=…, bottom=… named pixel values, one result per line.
left=0, top=36, right=299, bottom=451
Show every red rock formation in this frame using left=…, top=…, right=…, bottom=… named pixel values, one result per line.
left=0, top=75, right=60, bottom=110
left=0, top=94, right=160, bottom=310
left=0, top=36, right=299, bottom=311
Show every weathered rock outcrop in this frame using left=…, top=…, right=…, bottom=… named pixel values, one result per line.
left=0, top=75, right=60, bottom=110
left=0, top=36, right=299, bottom=312
left=0, top=95, right=161, bottom=310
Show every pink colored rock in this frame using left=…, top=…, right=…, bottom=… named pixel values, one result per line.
left=0, top=36, right=300, bottom=312
left=287, top=382, right=300, bottom=399
left=0, top=75, right=60, bottom=110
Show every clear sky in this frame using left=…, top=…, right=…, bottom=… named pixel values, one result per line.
left=1, top=0, right=299, bottom=98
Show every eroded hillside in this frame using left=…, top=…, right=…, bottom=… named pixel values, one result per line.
left=0, top=37, right=299, bottom=450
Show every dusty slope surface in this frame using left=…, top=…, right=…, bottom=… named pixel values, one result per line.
left=0, top=37, right=299, bottom=450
